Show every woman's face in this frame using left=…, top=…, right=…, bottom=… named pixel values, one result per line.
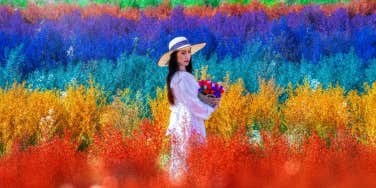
left=176, top=47, right=192, bottom=68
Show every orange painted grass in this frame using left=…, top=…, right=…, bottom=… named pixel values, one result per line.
left=1, top=122, right=376, bottom=187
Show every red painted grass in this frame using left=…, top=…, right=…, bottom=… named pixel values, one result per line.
left=88, top=120, right=169, bottom=187
left=0, top=135, right=91, bottom=188
left=0, top=122, right=376, bottom=187
left=186, top=127, right=376, bottom=187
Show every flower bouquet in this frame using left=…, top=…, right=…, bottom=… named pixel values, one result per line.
left=198, top=80, right=224, bottom=107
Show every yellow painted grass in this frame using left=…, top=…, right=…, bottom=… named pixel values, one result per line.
left=1, top=73, right=376, bottom=154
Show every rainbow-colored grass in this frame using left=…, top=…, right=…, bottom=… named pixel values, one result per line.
left=0, top=0, right=353, bottom=8
left=1, top=0, right=376, bottom=187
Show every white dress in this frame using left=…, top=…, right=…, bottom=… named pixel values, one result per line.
left=166, top=71, right=215, bottom=181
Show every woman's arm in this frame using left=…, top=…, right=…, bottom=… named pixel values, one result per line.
left=198, top=92, right=220, bottom=107
left=172, top=73, right=215, bottom=120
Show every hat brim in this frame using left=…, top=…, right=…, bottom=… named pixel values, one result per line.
left=157, top=43, right=206, bottom=67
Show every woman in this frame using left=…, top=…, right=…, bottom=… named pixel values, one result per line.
left=158, top=36, right=220, bottom=182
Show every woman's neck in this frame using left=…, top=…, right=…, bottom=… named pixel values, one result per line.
left=178, top=66, right=186, bottom=71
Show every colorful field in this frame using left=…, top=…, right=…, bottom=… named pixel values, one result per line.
left=1, top=0, right=376, bottom=187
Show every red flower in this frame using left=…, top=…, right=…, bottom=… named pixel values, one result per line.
left=198, top=79, right=224, bottom=98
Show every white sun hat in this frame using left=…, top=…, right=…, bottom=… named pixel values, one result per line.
left=157, top=36, right=206, bottom=67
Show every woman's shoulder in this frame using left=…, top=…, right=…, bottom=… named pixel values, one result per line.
left=172, top=71, right=194, bottom=80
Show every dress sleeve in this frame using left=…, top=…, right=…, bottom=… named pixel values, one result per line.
left=171, top=73, right=215, bottom=120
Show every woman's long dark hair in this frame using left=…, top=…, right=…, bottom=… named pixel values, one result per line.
left=167, top=51, right=193, bottom=105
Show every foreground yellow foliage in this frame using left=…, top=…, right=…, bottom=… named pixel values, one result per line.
left=100, top=88, right=146, bottom=137
left=1, top=73, right=376, bottom=154
left=281, top=79, right=348, bottom=140
left=62, top=81, right=106, bottom=146
left=0, top=83, right=63, bottom=152
left=148, top=87, right=170, bottom=131
left=206, top=75, right=251, bottom=139
left=248, top=79, right=282, bottom=131
left=0, top=81, right=108, bottom=153
left=347, top=82, right=376, bottom=143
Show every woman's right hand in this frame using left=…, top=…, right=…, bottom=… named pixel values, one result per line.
left=208, top=97, right=220, bottom=107
left=198, top=93, right=221, bottom=108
